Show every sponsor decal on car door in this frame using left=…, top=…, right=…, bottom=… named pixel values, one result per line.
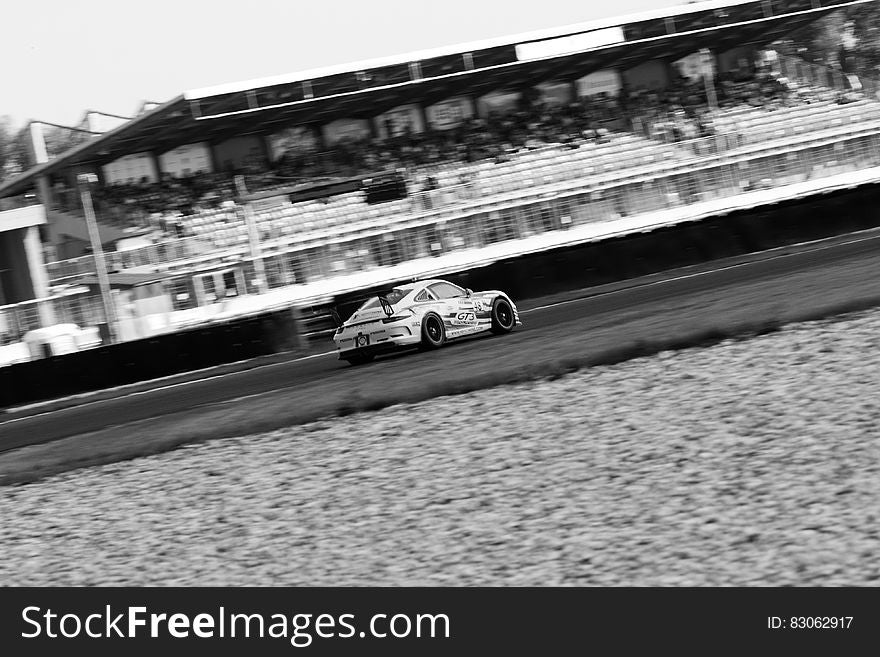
left=446, top=298, right=480, bottom=335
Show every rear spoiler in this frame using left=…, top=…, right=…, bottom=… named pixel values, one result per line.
left=378, top=296, right=395, bottom=317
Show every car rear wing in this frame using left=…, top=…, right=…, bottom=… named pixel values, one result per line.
left=378, top=296, right=395, bottom=317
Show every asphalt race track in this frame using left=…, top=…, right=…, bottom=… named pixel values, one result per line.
left=2, top=231, right=880, bottom=454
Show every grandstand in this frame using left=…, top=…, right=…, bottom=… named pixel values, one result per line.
left=0, top=0, right=878, bottom=362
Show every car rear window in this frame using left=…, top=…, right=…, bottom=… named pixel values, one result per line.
left=359, top=287, right=412, bottom=310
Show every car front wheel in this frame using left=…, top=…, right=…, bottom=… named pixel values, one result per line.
left=490, top=298, right=515, bottom=334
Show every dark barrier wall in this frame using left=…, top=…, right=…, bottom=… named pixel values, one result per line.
left=2, top=180, right=879, bottom=408
left=447, top=183, right=880, bottom=302
left=0, top=307, right=302, bottom=408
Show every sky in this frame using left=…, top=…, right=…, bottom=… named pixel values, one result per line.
left=1, top=0, right=681, bottom=129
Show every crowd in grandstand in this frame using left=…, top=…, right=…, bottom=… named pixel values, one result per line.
left=45, top=54, right=875, bottom=242
left=265, top=62, right=809, bottom=184
left=628, top=63, right=798, bottom=144
left=52, top=91, right=626, bottom=228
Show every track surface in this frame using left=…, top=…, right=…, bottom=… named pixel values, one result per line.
left=2, top=233, right=880, bottom=453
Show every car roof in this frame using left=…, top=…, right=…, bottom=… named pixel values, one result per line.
left=389, top=279, right=461, bottom=298
left=410, top=279, right=456, bottom=289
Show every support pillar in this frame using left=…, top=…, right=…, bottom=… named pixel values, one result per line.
left=417, top=103, right=429, bottom=133
left=36, top=172, right=64, bottom=257
left=207, top=142, right=220, bottom=173
left=149, top=151, right=162, bottom=182
left=23, top=225, right=56, bottom=326
left=192, top=273, right=206, bottom=307
left=35, top=174, right=55, bottom=210
left=210, top=142, right=224, bottom=173
left=94, top=165, right=107, bottom=187
left=262, top=133, right=275, bottom=166
left=466, top=94, right=478, bottom=117
left=243, top=202, right=267, bottom=295
left=315, top=123, right=329, bottom=150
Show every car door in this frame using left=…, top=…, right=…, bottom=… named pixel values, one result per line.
left=428, top=282, right=479, bottom=336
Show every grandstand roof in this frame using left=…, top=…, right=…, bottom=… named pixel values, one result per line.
left=0, top=0, right=869, bottom=199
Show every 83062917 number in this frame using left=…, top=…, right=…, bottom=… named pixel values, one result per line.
left=768, top=616, right=853, bottom=629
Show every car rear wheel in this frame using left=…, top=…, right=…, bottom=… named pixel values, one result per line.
left=421, top=313, right=446, bottom=348
left=344, top=353, right=374, bottom=366
left=490, top=298, right=515, bottom=334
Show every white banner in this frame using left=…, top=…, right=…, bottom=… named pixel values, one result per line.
left=425, top=97, right=474, bottom=130
left=537, top=81, right=573, bottom=106
left=515, top=27, right=624, bottom=61
left=323, top=118, right=372, bottom=146
left=103, top=152, right=159, bottom=185
left=576, top=69, right=622, bottom=98
left=159, top=142, right=212, bottom=177
left=268, top=126, right=320, bottom=161
left=374, top=104, right=424, bottom=140
left=477, top=91, right=521, bottom=117
left=674, top=51, right=716, bottom=83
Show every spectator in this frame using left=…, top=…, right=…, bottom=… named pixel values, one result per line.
left=73, top=58, right=847, bottom=231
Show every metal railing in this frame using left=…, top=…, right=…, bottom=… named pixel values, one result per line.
left=45, top=234, right=237, bottom=282
left=45, top=122, right=880, bottom=287
left=0, top=292, right=106, bottom=345
left=256, top=129, right=880, bottom=284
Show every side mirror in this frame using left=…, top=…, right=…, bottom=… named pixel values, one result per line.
left=465, top=288, right=473, bottom=297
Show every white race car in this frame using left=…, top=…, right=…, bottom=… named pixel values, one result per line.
left=333, top=279, right=521, bottom=364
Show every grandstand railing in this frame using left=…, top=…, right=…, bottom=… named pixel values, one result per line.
left=42, top=94, right=880, bottom=278
left=44, top=235, right=227, bottom=281
left=251, top=131, right=880, bottom=287
left=0, top=291, right=106, bottom=344
left=139, top=129, right=880, bottom=284
left=44, top=121, right=880, bottom=288
left=240, top=126, right=880, bottom=282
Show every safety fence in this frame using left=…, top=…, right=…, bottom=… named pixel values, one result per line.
left=0, top=292, right=106, bottom=338
left=45, top=122, right=880, bottom=285
left=45, top=235, right=228, bottom=281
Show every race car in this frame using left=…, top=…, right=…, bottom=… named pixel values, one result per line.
left=333, top=279, right=520, bottom=365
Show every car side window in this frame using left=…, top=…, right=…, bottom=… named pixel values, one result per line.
left=428, top=282, right=466, bottom=300
left=414, top=289, right=431, bottom=302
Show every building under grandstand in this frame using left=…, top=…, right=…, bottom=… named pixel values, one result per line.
left=0, top=0, right=877, bottom=360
